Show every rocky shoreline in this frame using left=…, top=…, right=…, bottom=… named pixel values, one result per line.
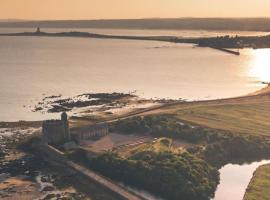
left=0, top=127, right=121, bottom=200
left=31, top=92, right=181, bottom=122
left=32, top=92, right=138, bottom=113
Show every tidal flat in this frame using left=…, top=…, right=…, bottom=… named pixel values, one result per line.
left=0, top=127, right=123, bottom=200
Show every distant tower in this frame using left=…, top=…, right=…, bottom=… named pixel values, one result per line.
left=61, top=112, right=70, bottom=141
left=36, top=27, right=41, bottom=34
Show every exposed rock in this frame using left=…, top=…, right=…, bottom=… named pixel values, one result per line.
left=1, top=194, right=11, bottom=198
left=41, top=176, right=51, bottom=183
left=0, top=173, right=10, bottom=182
left=41, top=185, right=55, bottom=192
left=58, top=196, right=73, bottom=200
left=7, top=186, right=17, bottom=193
left=42, top=193, right=57, bottom=200
left=33, top=92, right=137, bottom=113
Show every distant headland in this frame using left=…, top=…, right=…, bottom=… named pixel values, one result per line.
left=2, top=27, right=270, bottom=55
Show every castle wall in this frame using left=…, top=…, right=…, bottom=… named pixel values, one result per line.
left=43, top=120, right=66, bottom=145
left=77, top=125, right=109, bottom=140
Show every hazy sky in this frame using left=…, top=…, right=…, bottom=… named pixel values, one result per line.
left=1, top=0, right=270, bottom=20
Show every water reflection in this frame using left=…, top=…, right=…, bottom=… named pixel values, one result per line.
left=213, top=160, right=270, bottom=200
left=0, top=37, right=268, bottom=121
left=249, top=49, right=270, bottom=83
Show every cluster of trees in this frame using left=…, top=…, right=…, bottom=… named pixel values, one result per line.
left=112, top=115, right=221, bottom=143
left=68, top=115, right=270, bottom=200
left=89, top=151, right=219, bottom=200
left=186, top=133, right=270, bottom=168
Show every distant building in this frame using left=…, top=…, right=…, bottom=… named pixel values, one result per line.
left=36, top=27, right=41, bottom=34
left=75, top=123, right=109, bottom=140
left=42, top=112, right=70, bottom=145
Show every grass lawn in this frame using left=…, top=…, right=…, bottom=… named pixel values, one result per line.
left=244, top=164, right=270, bottom=200
left=142, top=92, right=270, bottom=137
left=71, top=87, right=270, bottom=137
left=173, top=102, right=270, bottom=136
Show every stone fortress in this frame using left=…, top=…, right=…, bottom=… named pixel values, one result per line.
left=42, top=112, right=70, bottom=145
left=42, top=112, right=109, bottom=146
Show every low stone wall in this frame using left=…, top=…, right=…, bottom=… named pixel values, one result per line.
left=39, top=144, right=66, bottom=163
left=39, top=144, right=143, bottom=200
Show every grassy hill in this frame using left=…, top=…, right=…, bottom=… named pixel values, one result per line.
left=140, top=87, right=270, bottom=137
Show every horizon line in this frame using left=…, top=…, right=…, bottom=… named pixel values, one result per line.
left=2, top=17, right=270, bottom=22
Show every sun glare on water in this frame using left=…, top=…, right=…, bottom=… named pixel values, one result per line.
left=249, top=49, right=270, bottom=83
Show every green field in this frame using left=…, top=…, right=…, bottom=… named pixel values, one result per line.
left=244, top=164, right=270, bottom=200
left=173, top=101, right=270, bottom=136
left=141, top=92, right=270, bottom=137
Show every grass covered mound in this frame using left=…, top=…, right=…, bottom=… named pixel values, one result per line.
left=89, top=149, right=219, bottom=200
left=244, top=164, right=270, bottom=200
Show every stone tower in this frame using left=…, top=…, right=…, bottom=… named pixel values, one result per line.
left=36, top=27, right=41, bottom=34
left=61, top=112, right=70, bottom=141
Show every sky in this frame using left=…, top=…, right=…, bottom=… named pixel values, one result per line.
left=1, top=0, right=270, bottom=20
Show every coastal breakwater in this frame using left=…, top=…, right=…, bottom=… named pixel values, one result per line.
left=39, top=144, right=144, bottom=200
left=207, top=46, right=240, bottom=55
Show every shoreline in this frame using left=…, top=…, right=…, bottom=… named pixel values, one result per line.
left=0, top=84, right=269, bottom=125
left=1, top=85, right=270, bottom=200
left=0, top=128, right=122, bottom=200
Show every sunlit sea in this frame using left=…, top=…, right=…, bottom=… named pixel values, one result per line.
left=0, top=28, right=269, bottom=121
